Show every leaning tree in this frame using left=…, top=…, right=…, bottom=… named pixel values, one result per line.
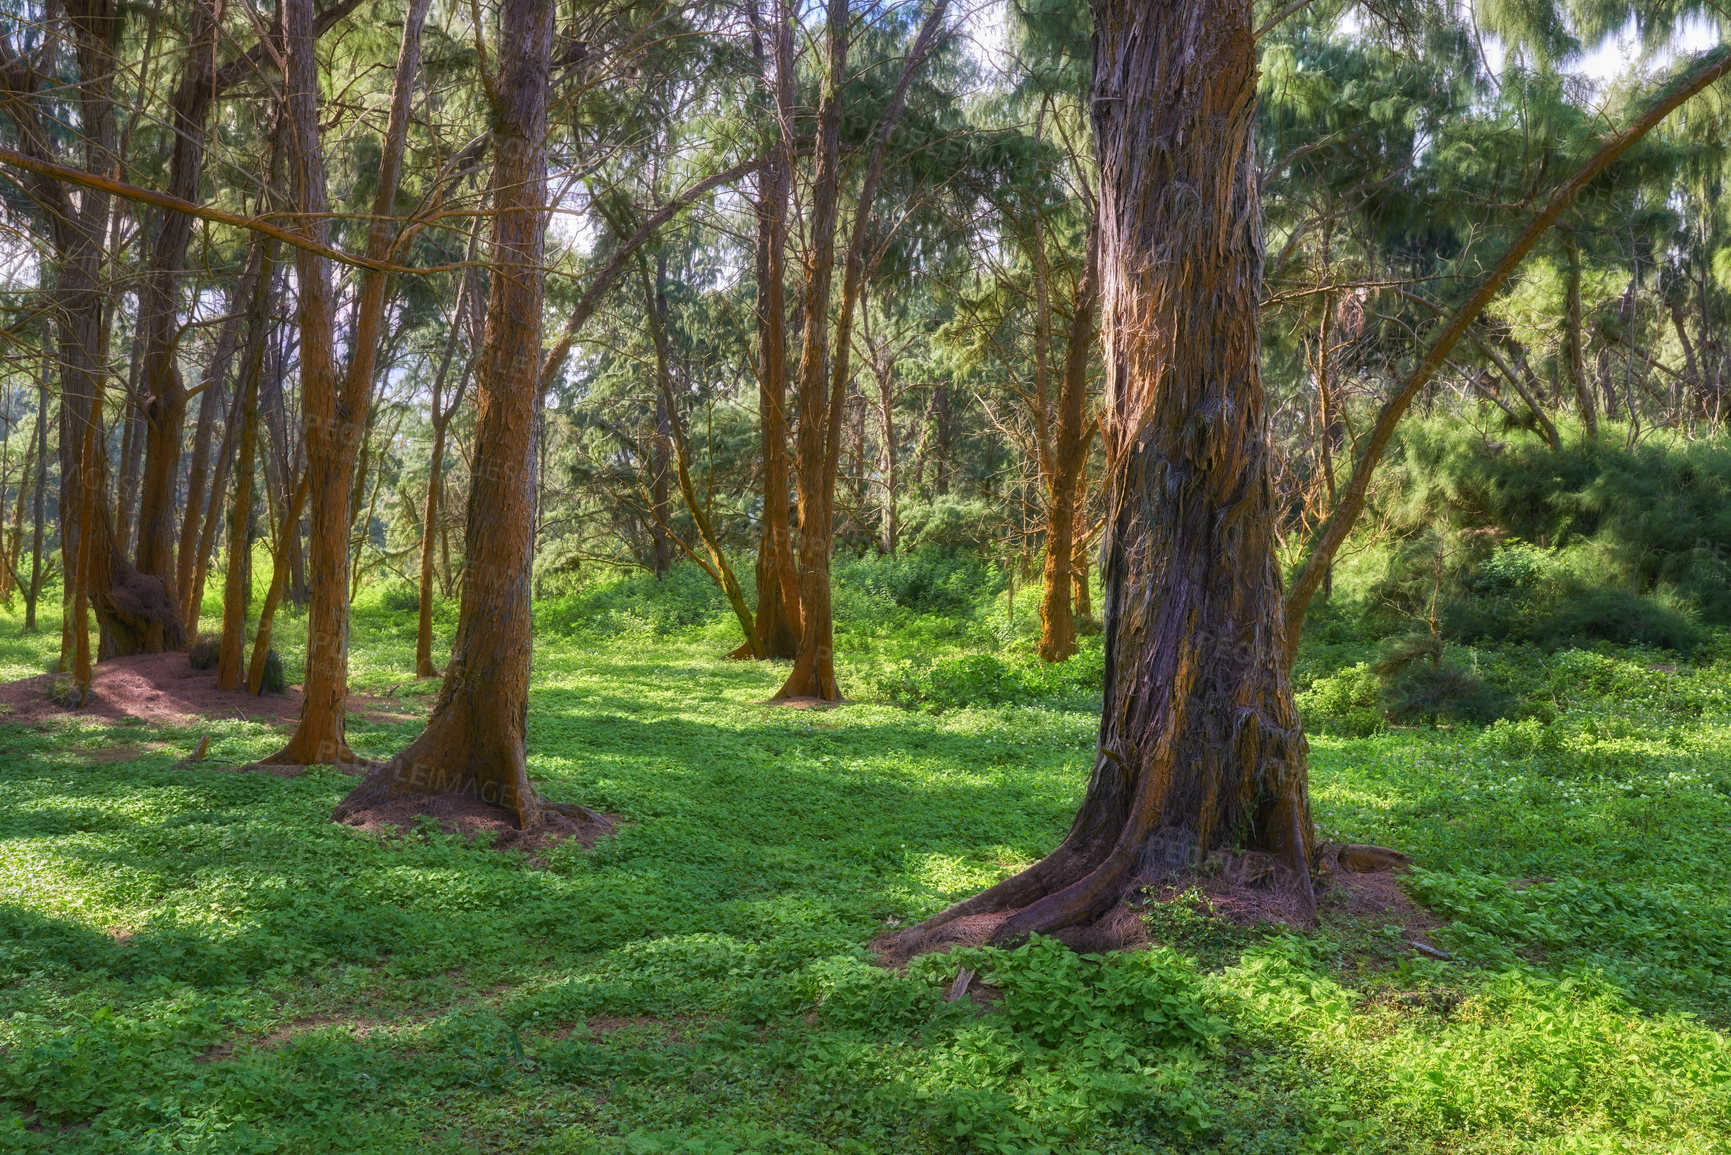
left=891, top=0, right=1316, bottom=951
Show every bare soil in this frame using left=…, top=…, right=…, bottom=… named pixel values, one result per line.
left=334, top=782, right=617, bottom=857
left=0, top=651, right=420, bottom=729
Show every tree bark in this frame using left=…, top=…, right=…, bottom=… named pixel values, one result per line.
left=337, top=0, right=573, bottom=829
left=894, top=0, right=1313, bottom=953
left=1036, top=227, right=1098, bottom=663
left=742, top=0, right=802, bottom=659
left=266, top=0, right=430, bottom=764
left=1562, top=229, right=1597, bottom=438
left=132, top=0, right=224, bottom=638
left=776, top=0, right=950, bottom=701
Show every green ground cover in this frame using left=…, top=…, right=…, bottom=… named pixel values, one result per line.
left=1, top=566, right=1728, bottom=1153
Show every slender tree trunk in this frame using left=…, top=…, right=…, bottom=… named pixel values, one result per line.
left=25, top=357, right=49, bottom=633
left=337, top=0, right=572, bottom=830
left=217, top=328, right=261, bottom=691
left=416, top=277, right=471, bottom=677
left=1037, top=229, right=1098, bottom=663
left=642, top=260, right=764, bottom=655
left=1562, top=230, right=1598, bottom=437
left=776, top=0, right=950, bottom=701
left=133, top=0, right=223, bottom=639
left=175, top=306, right=242, bottom=626
left=188, top=252, right=273, bottom=638
left=743, top=0, right=802, bottom=659
left=247, top=473, right=310, bottom=695
left=267, top=0, right=430, bottom=764
left=894, top=0, right=1313, bottom=954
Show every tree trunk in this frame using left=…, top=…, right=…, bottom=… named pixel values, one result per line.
left=246, top=473, right=308, bottom=695
left=215, top=240, right=278, bottom=689
left=25, top=355, right=49, bottom=633
left=132, top=0, right=223, bottom=641
left=266, top=0, right=430, bottom=764
left=893, top=0, right=1313, bottom=953
left=775, top=0, right=950, bottom=701
left=1562, top=230, right=1597, bottom=438
left=217, top=324, right=261, bottom=692
left=1037, top=228, right=1098, bottom=664
left=175, top=306, right=242, bottom=628
left=642, top=260, right=764, bottom=655
left=337, top=0, right=572, bottom=830
left=416, top=273, right=472, bottom=677
left=744, top=0, right=802, bottom=659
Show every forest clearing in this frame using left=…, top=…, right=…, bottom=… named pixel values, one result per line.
left=1, top=0, right=1730, bottom=1148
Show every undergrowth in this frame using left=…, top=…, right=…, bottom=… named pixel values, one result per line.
left=0, top=543, right=1727, bottom=1152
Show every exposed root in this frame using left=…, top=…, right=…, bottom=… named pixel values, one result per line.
left=878, top=840, right=1407, bottom=967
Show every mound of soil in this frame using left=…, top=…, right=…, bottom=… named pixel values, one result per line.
left=334, top=785, right=615, bottom=856
left=0, top=651, right=418, bottom=729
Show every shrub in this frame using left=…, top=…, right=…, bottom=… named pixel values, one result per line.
left=45, top=674, right=85, bottom=708
left=257, top=649, right=286, bottom=694
left=1381, top=660, right=1509, bottom=725
left=380, top=584, right=421, bottom=614
left=187, top=635, right=220, bottom=670
left=1295, top=661, right=1383, bottom=737
left=836, top=547, right=999, bottom=617
left=1537, top=588, right=1701, bottom=653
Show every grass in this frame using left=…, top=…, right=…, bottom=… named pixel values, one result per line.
left=0, top=566, right=1728, bottom=1153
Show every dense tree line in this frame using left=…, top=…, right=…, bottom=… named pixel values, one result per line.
left=0, top=0, right=1724, bottom=931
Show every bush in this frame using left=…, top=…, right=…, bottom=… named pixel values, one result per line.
left=257, top=649, right=286, bottom=694
left=1295, top=661, right=1383, bottom=737
left=835, top=547, right=999, bottom=617
left=1381, top=660, right=1510, bottom=726
left=380, top=584, right=420, bottom=614
left=187, top=635, right=220, bottom=670
left=45, top=674, right=86, bottom=708
left=1537, top=588, right=1701, bottom=653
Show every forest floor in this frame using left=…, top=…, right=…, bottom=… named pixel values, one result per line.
left=1, top=573, right=1728, bottom=1153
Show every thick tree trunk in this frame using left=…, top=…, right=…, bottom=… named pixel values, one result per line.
left=337, top=0, right=573, bottom=829
left=894, top=0, right=1313, bottom=953
left=773, top=0, right=850, bottom=701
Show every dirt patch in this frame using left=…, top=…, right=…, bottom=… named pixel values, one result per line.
left=334, top=785, right=617, bottom=857
left=0, top=651, right=419, bottom=730
left=759, top=696, right=846, bottom=710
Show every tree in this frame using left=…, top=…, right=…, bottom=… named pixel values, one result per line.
left=335, top=0, right=584, bottom=828
left=265, top=0, right=430, bottom=764
left=891, top=0, right=1314, bottom=952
